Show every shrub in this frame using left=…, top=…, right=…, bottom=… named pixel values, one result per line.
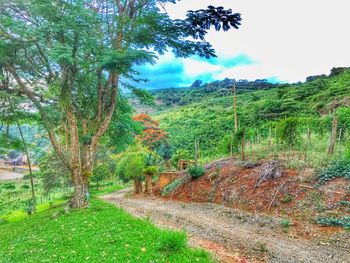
left=158, top=230, right=187, bottom=254
left=277, top=117, right=300, bottom=147
left=21, top=184, right=31, bottom=190
left=25, top=199, right=35, bottom=215
left=142, top=166, right=158, bottom=176
left=280, top=219, right=291, bottom=233
left=281, top=219, right=291, bottom=228
left=171, top=149, right=191, bottom=167
left=92, top=163, right=112, bottom=188
left=281, top=193, right=293, bottom=203
left=22, top=172, right=38, bottom=180
left=3, top=183, right=16, bottom=190
left=188, top=165, right=206, bottom=179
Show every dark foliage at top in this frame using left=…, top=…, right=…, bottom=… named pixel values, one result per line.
left=183, top=5, right=242, bottom=40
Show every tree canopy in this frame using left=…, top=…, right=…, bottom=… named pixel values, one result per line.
left=0, top=0, right=242, bottom=207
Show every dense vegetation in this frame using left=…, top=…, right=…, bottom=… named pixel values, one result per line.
left=143, top=68, right=350, bottom=166
left=147, top=78, right=277, bottom=107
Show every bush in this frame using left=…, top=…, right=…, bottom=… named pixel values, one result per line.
left=3, top=183, right=16, bottom=190
left=142, top=166, right=158, bottom=176
left=280, top=219, right=291, bottom=233
left=281, top=193, right=293, bottom=203
left=171, top=149, right=191, bottom=167
left=277, top=117, right=300, bottom=147
left=22, top=172, right=38, bottom=180
left=158, top=230, right=187, bottom=254
left=188, top=165, right=206, bottom=179
left=21, top=184, right=31, bottom=190
left=92, top=163, right=112, bottom=188
left=25, top=199, right=35, bottom=215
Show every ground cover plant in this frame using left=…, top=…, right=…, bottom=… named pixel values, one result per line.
left=316, top=216, right=350, bottom=230
left=0, top=199, right=213, bottom=263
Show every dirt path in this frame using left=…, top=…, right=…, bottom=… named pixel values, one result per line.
left=101, top=189, right=350, bottom=263
left=0, top=170, right=24, bottom=181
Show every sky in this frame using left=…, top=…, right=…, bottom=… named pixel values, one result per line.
left=134, top=0, right=350, bottom=89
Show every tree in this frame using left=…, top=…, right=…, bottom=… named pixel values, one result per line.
left=116, top=145, right=147, bottom=194
left=40, top=152, right=71, bottom=195
left=133, top=114, right=168, bottom=149
left=0, top=93, right=37, bottom=212
left=91, top=163, right=111, bottom=189
left=133, top=113, right=172, bottom=168
left=277, top=118, right=300, bottom=147
left=0, top=1, right=242, bottom=208
left=171, top=149, right=191, bottom=167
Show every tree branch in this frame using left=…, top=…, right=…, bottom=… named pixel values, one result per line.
left=90, top=73, right=119, bottom=155
left=7, top=66, right=72, bottom=171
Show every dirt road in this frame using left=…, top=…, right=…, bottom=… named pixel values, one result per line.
left=0, top=170, right=24, bottom=181
left=101, top=189, right=350, bottom=263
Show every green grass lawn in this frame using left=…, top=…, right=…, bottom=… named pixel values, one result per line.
left=0, top=199, right=65, bottom=223
left=90, top=184, right=126, bottom=197
left=0, top=199, right=214, bottom=263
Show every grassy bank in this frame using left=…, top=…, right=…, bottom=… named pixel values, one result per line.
left=0, top=199, right=213, bottom=263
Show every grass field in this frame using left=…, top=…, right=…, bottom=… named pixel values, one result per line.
left=0, top=198, right=213, bottom=263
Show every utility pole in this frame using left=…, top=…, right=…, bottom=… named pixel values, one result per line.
left=194, top=139, right=199, bottom=164
left=327, top=113, right=338, bottom=155
left=233, top=79, right=238, bottom=132
left=241, top=128, right=245, bottom=160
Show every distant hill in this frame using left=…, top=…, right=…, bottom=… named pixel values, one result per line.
left=132, top=67, right=350, bottom=156
left=129, top=77, right=280, bottom=114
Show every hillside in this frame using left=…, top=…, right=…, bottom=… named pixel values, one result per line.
left=139, top=68, right=350, bottom=159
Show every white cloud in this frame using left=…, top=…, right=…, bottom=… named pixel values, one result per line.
left=183, top=58, right=222, bottom=77
left=163, top=0, right=350, bottom=83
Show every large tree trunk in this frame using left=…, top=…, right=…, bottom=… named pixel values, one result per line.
left=165, top=159, right=172, bottom=171
left=145, top=175, right=152, bottom=195
left=134, top=179, right=143, bottom=194
left=69, top=144, right=95, bottom=208
left=70, top=169, right=89, bottom=208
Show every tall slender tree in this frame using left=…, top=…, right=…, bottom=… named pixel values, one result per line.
left=0, top=94, right=36, bottom=212
left=0, top=1, right=242, bottom=208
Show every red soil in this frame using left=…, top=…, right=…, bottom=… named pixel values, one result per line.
left=157, top=158, right=350, bottom=235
